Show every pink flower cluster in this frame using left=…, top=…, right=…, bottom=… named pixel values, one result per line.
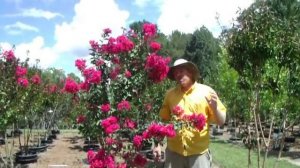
left=145, top=54, right=171, bottom=83
left=123, top=118, right=136, bottom=129
left=64, top=77, right=79, bottom=94
left=172, top=105, right=184, bottom=116
left=83, top=68, right=102, bottom=84
left=150, top=41, right=161, bottom=52
left=142, top=123, right=176, bottom=139
left=76, top=114, right=86, bottom=124
left=2, top=50, right=15, bottom=62
left=100, top=35, right=134, bottom=54
left=143, top=23, right=157, bottom=40
left=117, top=100, right=131, bottom=111
left=75, top=59, right=86, bottom=71
left=15, top=66, right=27, bottom=77
left=188, top=113, right=207, bottom=131
left=17, top=77, right=29, bottom=88
left=46, top=84, right=58, bottom=94
left=101, top=116, right=120, bottom=134
left=31, top=74, right=41, bottom=85
left=100, top=103, right=111, bottom=113
left=87, top=149, right=124, bottom=168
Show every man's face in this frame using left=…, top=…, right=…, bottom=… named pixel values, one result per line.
left=173, top=66, right=194, bottom=88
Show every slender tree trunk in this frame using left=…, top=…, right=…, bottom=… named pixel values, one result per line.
left=274, top=112, right=287, bottom=168
left=253, top=84, right=261, bottom=168
left=262, top=116, right=274, bottom=168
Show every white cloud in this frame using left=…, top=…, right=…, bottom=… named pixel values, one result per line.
left=1, top=37, right=58, bottom=68
left=5, top=8, right=63, bottom=20
left=53, top=0, right=129, bottom=55
left=134, top=0, right=152, bottom=8
left=22, top=8, right=63, bottom=19
left=157, top=0, right=253, bottom=37
left=4, top=21, right=39, bottom=35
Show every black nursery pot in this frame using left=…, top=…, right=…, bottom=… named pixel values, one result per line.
left=15, top=151, right=38, bottom=164
left=83, top=144, right=100, bottom=152
left=29, top=144, right=48, bottom=153
left=0, top=138, right=5, bottom=145
left=51, top=130, right=60, bottom=135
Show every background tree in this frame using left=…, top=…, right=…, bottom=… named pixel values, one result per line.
left=184, top=26, right=221, bottom=83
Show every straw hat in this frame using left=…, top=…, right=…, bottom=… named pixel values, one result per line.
left=167, top=59, right=200, bottom=81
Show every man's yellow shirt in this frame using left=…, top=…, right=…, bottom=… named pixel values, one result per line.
left=159, top=82, right=226, bottom=156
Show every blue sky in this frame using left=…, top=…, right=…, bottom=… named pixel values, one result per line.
left=0, top=0, right=253, bottom=76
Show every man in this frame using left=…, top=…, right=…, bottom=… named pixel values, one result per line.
left=158, top=59, right=226, bottom=168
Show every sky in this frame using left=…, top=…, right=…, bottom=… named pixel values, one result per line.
left=0, top=0, right=254, bottom=76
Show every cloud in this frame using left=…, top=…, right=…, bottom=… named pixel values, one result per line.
left=133, top=0, right=152, bottom=8
left=4, top=21, right=39, bottom=35
left=1, top=36, right=58, bottom=68
left=5, top=8, right=63, bottom=20
left=157, top=0, right=253, bottom=37
left=53, top=0, right=129, bottom=55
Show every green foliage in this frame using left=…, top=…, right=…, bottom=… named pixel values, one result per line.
left=184, top=26, right=221, bottom=83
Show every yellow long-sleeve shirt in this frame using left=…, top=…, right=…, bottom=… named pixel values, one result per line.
left=159, top=82, right=226, bottom=156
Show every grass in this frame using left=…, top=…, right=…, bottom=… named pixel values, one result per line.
left=210, top=139, right=300, bottom=168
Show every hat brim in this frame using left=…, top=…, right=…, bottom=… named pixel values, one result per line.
left=167, top=62, right=199, bottom=81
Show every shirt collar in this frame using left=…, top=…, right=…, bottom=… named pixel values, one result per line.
left=177, top=82, right=197, bottom=95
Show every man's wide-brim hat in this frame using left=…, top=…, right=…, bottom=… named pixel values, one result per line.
left=167, top=59, right=200, bottom=81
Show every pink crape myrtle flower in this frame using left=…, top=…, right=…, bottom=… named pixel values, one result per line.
left=75, top=59, right=86, bottom=71
left=116, top=35, right=134, bottom=53
left=188, top=113, right=207, bottom=131
left=134, top=154, right=147, bottom=167
left=145, top=53, right=171, bottom=83
left=64, top=77, right=79, bottom=94
left=76, top=115, right=86, bottom=124
left=143, top=123, right=176, bottom=139
left=101, top=116, right=120, bottom=134
left=109, top=66, right=121, bottom=80
left=150, top=41, right=161, bottom=52
left=143, top=23, right=157, bottom=40
left=30, top=74, right=41, bottom=85
left=79, top=81, right=90, bottom=91
left=123, top=118, right=136, bottom=129
left=124, top=70, right=132, bottom=78
left=83, top=68, right=102, bottom=84
left=89, top=40, right=100, bottom=52
left=15, top=66, right=27, bottom=77
left=2, top=50, right=16, bottom=62
left=133, top=135, right=143, bottom=149
left=17, top=77, right=29, bottom=88
left=100, top=103, right=111, bottom=113
left=172, top=105, right=184, bottom=117
left=103, top=28, right=112, bottom=35
left=117, top=100, right=131, bottom=111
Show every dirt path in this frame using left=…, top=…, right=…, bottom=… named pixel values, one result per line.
left=27, top=132, right=88, bottom=168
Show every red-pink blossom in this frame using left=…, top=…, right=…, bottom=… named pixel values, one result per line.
left=143, top=23, right=157, bottom=39
left=101, top=116, right=120, bottom=134
left=116, top=35, right=134, bottom=52
left=105, top=137, right=116, bottom=145
left=100, top=103, right=111, bottom=113
left=76, top=115, right=86, bottom=124
left=64, top=77, right=79, bottom=94
left=79, top=81, right=90, bottom=91
left=103, top=28, right=112, bottom=35
left=2, top=50, right=15, bottom=62
left=15, top=66, right=27, bottom=77
left=123, top=118, right=136, bottom=129
left=75, top=59, right=86, bottom=71
left=47, top=84, right=58, bottom=93
left=112, top=56, right=120, bottom=64
left=89, top=40, right=100, bottom=52
left=133, top=135, right=143, bottom=149
left=134, top=154, right=147, bottom=167
left=144, top=103, right=152, bottom=111
left=117, top=163, right=127, bottom=168
left=150, top=41, right=161, bottom=52
left=104, top=124, right=120, bottom=134
left=124, top=70, right=132, bottom=78
left=143, top=123, right=176, bottom=139
left=109, top=66, right=120, bottom=80
left=189, top=113, right=207, bottom=131
left=172, top=105, right=184, bottom=116
left=117, top=100, right=131, bottom=111
left=145, top=54, right=171, bottom=83
left=83, top=68, right=102, bottom=84
left=96, top=59, right=105, bottom=66
left=17, top=77, right=29, bottom=88
left=30, top=74, right=41, bottom=85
